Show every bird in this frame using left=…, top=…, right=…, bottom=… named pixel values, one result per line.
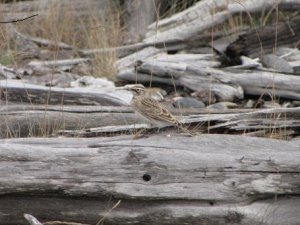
left=121, top=84, right=193, bottom=137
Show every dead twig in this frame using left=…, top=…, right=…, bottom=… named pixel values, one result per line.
left=0, top=14, right=38, bottom=24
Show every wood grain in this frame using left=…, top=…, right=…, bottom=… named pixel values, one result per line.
left=0, top=134, right=299, bottom=224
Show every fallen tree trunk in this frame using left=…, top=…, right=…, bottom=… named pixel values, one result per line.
left=0, top=105, right=139, bottom=138
left=117, top=59, right=300, bottom=101
left=184, top=66, right=300, bottom=100
left=144, top=0, right=300, bottom=43
left=1, top=104, right=300, bottom=138
left=116, top=47, right=165, bottom=71
left=0, top=80, right=129, bottom=106
left=224, top=16, right=300, bottom=65
left=0, top=134, right=299, bottom=225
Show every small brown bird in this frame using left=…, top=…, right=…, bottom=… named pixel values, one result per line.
left=122, top=84, right=193, bottom=136
left=130, top=84, right=181, bottom=126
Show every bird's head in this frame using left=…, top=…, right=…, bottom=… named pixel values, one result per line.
left=118, top=84, right=146, bottom=96
left=129, top=84, right=146, bottom=96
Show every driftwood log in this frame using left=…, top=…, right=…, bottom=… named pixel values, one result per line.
left=1, top=104, right=300, bottom=138
left=144, top=0, right=300, bottom=43
left=0, top=134, right=300, bottom=225
left=117, top=59, right=300, bottom=101
left=224, top=16, right=300, bottom=65
left=0, top=105, right=138, bottom=138
left=0, top=80, right=130, bottom=106
left=65, top=0, right=300, bottom=59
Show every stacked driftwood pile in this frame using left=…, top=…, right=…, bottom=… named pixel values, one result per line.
left=1, top=0, right=300, bottom=139
left=0, top=0, right=300, bottom=225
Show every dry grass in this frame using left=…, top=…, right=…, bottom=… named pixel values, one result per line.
left=84, top=8, right=122, bottom=79
left=0, top=0, right=125, bottom=138
left=0, top=0, right=123, bottom=78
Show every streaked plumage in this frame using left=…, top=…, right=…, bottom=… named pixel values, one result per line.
left=132, top=95, right=182, bottom=127
left=119, top=84, right=193, bottom=136
left=126, top=84, right=185, bottom=129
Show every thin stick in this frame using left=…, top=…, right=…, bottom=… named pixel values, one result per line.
left=0, top=14, right=38, bottom=24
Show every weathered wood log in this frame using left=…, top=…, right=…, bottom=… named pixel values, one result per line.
left=224, top=16, right=300, bottom=65
left=1, top=104, right=300, bottom=138
left=28, top=58, right=90, bottom=68
left=80, top=42, right=152, bottom=59
left=118, top=56, right=221, bottom=79
left=0, top=134, right=299, bottom=225
left=144, top=0, right=300, bottom=43
left=0, top=105, right=141, bottom=138
left=117, top=69, right=181, bottom=86
left=116, top=47, right=165, bottom=71
left=186, top=66, right=300, bottom=100
left=27, top=58, right=91, bottom=75
left=118, top=59, right=300, bottom=101
left=0, top=80, right=129, bottom=106
left=118, top=61, right=244, bottom=102
left=80, top=39, right=187, bottom=59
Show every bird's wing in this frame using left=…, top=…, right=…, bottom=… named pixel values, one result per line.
left=137, top=97, right=180, bottom=125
